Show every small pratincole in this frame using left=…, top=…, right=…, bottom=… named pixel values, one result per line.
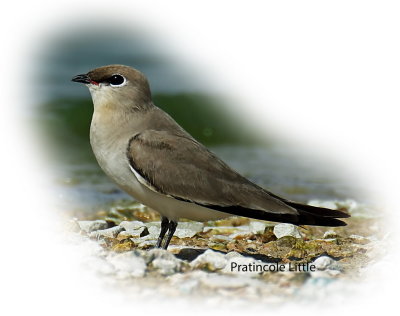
left=72, top=65, right=350, bottom=249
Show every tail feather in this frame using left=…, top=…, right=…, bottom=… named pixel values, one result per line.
left=281, top=200, right=349, bottom=226
left=295, top=211, right=348, bottom=226
left=263, top=193, right=350, bottom=226
left=285, top=201, right=350, bottom=218
left=196, top=201, right=350, bottom=227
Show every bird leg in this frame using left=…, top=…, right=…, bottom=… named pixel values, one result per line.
left=162, top=220, right=178, bottom=249
left=156, top=216, right=170, bottom=248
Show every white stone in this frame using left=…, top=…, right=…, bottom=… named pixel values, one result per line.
left=89, top=226, right=124, bottom=239
left=190, top=249, right=227, bottom=271
left=137, top=240, right=157, bottom=248
left=313, top=256, right=336, bottom=270
left=249, top=221, right=267, bottom=234
left=144, top=223, right=161, bottom=238
left=145, top=248, right=182, bottom=275
left=119, top=220, right=145, bottom=231
left=117, top=230, right=135, bottom=240
left=273, top=223, right=302, bottom=239
left=78, top=220, right=108, bottom=233
left=118, top=227, right=149, bottom=240
left=152, top=259, right=178, bottom=275
left=174, top=222, right=204, bottom=238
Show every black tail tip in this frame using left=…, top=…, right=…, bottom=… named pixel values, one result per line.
left=317, top=217, right=348, bottom=227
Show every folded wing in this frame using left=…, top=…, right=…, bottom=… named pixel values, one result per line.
left=127, top=130, right=349, bottom=226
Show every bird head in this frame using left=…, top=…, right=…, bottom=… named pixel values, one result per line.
left=72, top=65, right=152, bottom=111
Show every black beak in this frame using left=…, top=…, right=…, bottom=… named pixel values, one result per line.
left=71, top=73, right=91, bottom=84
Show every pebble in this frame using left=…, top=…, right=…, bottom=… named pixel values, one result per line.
left=67, top=201, right=375, bottom=301
left=107, top=251, right=147, bottom=278
left=119, top=220, right=146, bottom=231
left=145, top=248, right=182, bottom=275
left=89, top=226, right=124, bottom=239
left=249, top=221, right=268, bottom=234
left=323, top=230, right=338, bottom=239
left=313, top=256, right=341, bottom=271
left=190, top=249, right=227, bottom=271
left=144, top=223, right=161, bottom=238
left=133, top=221, right=204, bottom=241
left=244, top=243, right=258, bottom=252
left=117, top=227, right=149, bottom=240
left=78, top=220, right=108, bottom=233
left=273, top=223, right=302, bottom=239
left=152, top=258, right=178, bottom=276
left=131, top=236, right=157, bottom=249
left=174, top=222, right=204, bottom=238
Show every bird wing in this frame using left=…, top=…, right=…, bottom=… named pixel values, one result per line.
left=126, top=129, right=299, bottom=219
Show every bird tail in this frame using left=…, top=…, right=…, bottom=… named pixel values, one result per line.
left=198, top=200, right=350, bottom=227
left=284, top=201, right=350, bottom=226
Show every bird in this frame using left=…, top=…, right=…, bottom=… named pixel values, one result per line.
left=72, top=64, right=350, bottom=249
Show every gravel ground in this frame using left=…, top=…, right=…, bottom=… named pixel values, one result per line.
left=64, top=199, right=386, bottom=305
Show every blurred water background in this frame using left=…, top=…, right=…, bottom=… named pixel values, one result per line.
left=31, top=27, right=367, bottom=217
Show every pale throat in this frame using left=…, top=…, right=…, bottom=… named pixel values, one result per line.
left=88, top=84, right=116, bottom=109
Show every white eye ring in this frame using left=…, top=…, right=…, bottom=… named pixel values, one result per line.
left=109, top=74, right=126, bottom=87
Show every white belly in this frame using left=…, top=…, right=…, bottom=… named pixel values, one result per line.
left=90, top=129, right=230, bottom=222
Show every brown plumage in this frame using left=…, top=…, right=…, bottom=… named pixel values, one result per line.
left=127, top=127, right=350, bottom=227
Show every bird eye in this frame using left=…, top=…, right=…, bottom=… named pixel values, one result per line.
left=108, top=74, right=126, bottom=87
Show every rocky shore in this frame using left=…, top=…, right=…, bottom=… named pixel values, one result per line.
left=65, top=199, right=385, bottom=304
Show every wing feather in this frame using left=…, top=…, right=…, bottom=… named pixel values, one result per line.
left=126, top=130, right=299, bottom=217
